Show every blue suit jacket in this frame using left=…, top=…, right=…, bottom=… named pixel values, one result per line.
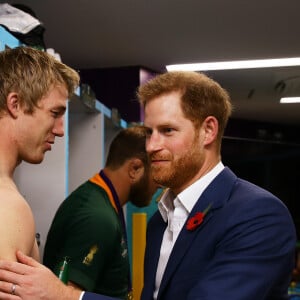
left=141, top=167, right=297, bottom=300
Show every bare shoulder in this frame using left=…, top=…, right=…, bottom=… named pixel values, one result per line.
left=0, top=181, right=36, bottom=261
left=0, top=181, right=33, bottom=218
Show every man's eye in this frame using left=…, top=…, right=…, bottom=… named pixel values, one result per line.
left=163, top=128, right=173, bottom=134
left=51, top=111, right=60, bottom=117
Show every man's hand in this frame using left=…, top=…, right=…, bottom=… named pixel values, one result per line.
left=0, top=250, right=81, bottom=300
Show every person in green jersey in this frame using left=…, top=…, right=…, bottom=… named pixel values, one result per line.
left=43, top=126, right=157, bottom=300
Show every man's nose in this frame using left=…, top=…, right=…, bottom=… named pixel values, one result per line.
left=53, top=117, right=64, bottom=137
left=146, top=132, right=162, bottom=153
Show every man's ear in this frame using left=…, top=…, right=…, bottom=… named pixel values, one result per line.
left=6, top=92, right=21, bottom=118
left=202, top=116, right=219, bottom=146
left=128, top=158, right=144, bottom=182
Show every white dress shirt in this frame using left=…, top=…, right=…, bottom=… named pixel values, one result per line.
left=153, top=162, right=224, bottom=299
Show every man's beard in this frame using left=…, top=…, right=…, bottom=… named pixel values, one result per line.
left=129, top=171, right=154, bottom=208
left=151, top=137, right=203, bottom=191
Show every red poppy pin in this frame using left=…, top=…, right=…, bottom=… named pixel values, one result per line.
left=186, top=203, right=212, bottom=231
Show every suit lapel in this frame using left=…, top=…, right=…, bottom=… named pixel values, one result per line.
left=149, top=214, right=166, bottom=273
left=157, top=167, right=237, bottom=298
left=142, top=211, right=167, bottom=299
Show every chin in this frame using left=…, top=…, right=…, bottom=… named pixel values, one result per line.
left=28, top=159, right=44, bottom=164
left=25, top=155, right=45, bottom=164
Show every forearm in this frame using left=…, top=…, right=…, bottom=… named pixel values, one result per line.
left=0, top=251, right=83, bottom=300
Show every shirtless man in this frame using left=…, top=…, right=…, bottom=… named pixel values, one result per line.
left=0, top=46, right=79, bottom=263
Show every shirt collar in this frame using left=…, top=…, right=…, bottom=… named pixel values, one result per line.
left=158, top=189, right=175, bottom=222
left=158, top=162, right=224, bottom=222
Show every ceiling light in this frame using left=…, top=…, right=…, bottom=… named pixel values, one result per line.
left=166, top=57, right=300, bottom=72
left=280, top=97, right=300, bottom=104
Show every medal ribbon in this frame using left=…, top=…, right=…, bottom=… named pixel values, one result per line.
left=89, top=170, right=133, bottom=297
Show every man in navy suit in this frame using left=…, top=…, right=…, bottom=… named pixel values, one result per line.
left=137, top=71, right=296, bottom=300
left=0, top=71, right=296, bottom=300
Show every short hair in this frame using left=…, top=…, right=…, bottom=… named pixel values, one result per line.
left=0, top=46, right=80, bottom=114
left=105, top=126, right=149, bottom=169
left=137, top=71, right=232, bottom=142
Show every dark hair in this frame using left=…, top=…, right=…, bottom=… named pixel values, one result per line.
left=105, top=126, right=149, bottom=169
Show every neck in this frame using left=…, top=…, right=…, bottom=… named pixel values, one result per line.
left=102, top=168, right=130, bottom=206
left=0, top=121, right=21, bottom=179
left=172, top=158, right=221, bottom=195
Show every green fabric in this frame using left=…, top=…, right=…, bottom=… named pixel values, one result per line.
left=43, top=181, right=129, bottom=299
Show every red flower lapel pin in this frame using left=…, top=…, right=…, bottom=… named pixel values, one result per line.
left=186, top=203, right=212, bottom=231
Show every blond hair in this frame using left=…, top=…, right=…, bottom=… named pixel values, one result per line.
left=0, top=46, right=80, bottom=114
